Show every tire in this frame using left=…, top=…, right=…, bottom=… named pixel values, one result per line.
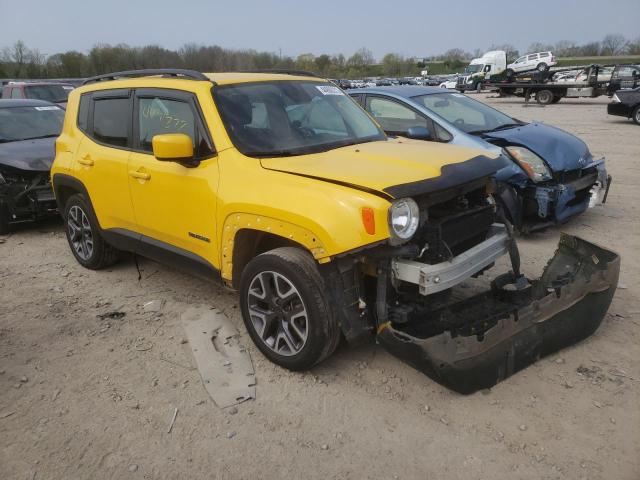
left=505, top=68, right=515, bottom=78
left=0, top=198, right=10, bottom=235
left=63, top=193, right=118, bottom=269
left=536, top=89, right=554, bottom=105
left=536, top=62, right=549, bottom=72
left=633, top=105, right=640, bottom=125
left=239, top=247, right=340, bottom=371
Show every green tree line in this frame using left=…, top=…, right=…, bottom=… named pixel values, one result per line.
left=2, top=34, right=639, bottom=80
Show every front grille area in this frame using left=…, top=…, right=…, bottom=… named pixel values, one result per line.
left=413, top=184, right=495, bottom=264
left=556, top=166, right=597, bottom=184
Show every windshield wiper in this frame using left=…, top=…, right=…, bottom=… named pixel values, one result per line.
left=467, top=123, right=523, bottom=135
left=245, top=150, right=298, bottom=158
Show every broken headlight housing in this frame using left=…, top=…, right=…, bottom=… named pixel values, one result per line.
left=505, top=146, right=552, bottom=182
left=388, top=197, right=420, bottom=245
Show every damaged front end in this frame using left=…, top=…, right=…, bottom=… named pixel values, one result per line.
left=324, top=175, right=620, bottom=394
left=0, top=165, right=58, bottom=232
left=377, top=234, right=619, bottom=394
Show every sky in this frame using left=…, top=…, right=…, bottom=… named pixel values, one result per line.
left=1, top=0, right=638, bottom=59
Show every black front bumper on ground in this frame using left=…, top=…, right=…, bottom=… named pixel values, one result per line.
left=377, top=234, right=620, bottom=394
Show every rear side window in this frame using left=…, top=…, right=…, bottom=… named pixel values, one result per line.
left=11, top=88, right=22, bottom=99
left=93, top=98, right=130, bottom=147
left=540, top=52, right=550, bottom=57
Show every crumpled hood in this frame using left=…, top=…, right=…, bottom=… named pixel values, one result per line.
left=482, top=122, right=592, bottom=172
left=0, top=137, right=56, bottom=171
left=260, top=139, right=504, bottom=198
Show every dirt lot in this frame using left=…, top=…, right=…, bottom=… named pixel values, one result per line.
left=1, top=95, right=638, bottom=480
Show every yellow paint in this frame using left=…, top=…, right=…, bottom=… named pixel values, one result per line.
left=53, top=72, right=494, bottom=284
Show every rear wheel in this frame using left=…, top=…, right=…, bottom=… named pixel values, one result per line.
left=239, top=247, right=340, bottom=371
left=64, top=194, right=118, bottom=269
left=633, top=105, right=640, bottom=125
left=536, top=62, right=549, bottom=72
left=536, top=89, right=554, bottom=105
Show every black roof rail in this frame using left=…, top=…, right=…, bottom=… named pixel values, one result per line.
left=237, top=69, right=321, bottom=78
left=82, top=69, right=210, bottom=85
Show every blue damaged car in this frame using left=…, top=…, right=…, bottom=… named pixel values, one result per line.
left=349, top=86, right=611, bottom=233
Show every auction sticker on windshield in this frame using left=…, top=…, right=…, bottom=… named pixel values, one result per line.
left=316, top=85, right=343, bottom=95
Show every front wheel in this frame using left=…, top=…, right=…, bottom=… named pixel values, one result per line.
left=239, top=247, right=340, bottom=371
left=64, top=194, right=119, bottom=269
left=633, top=105, right=640, bottom=125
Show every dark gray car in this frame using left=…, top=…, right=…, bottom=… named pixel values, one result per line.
left=0, top=99, right=64, bottom=233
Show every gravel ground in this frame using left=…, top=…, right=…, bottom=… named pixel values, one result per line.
left=1, top=94, right=638, bottom=480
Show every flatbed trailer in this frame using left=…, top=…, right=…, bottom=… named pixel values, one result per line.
left=480, top=64, right=619, bottom=105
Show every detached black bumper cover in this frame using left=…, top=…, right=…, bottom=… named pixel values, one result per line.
left=377, top=234, right=620, bottom=394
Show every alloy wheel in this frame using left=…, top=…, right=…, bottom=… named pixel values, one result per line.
left=246, top=270, right=309, bottom=356
left=67, top=205, right=94, bottom=261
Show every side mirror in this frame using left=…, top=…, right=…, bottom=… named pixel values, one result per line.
left=406, top=126, right=432, bottom=141
left=152, top=133, right=194, bottom=164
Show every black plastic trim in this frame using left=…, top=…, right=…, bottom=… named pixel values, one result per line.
left=383, top=155, right=510, bottom=199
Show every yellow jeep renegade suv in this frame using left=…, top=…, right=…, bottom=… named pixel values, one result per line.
left=52, top=69, right=619, bottom=393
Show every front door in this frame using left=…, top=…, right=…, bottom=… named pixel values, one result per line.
left=127, top=88, right=220, bottom=275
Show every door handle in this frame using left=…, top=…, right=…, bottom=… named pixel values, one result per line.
left=129, top=170, right=151, bottom=181
left=78, top=154, right=94, bottom=166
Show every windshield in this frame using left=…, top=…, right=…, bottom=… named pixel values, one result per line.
left=412, top=93, right=520, bottom=134
left=464, top=64, right=483, bottom=74
left=214, top=80, right=385, bottom=156
left=24, top=85, right=71, bottom=103
left=0, top=105, right=65, bottom=142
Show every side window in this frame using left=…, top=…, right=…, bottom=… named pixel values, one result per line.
left=366, top=97, right=427, bottom=134
left=433, top=122, right=453, bottom=142
left=77, top=94, right=90, bottom=133
left=92, top=97, right=130, bottom=148
left=540, top=52, right=549, bottom=58
left=11, top=88, right=22, bottom=99
left=137, top=96, right=214, bottom=158
left=527, top=54, right=537, bottom=61
left=515, top=56, right=525, bottom=64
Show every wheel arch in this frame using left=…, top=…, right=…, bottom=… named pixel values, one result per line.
left=51, top=174, right=93, bottom=220
left=221, top=213, right=331, bottom=288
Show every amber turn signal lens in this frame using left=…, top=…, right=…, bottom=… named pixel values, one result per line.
left=361, top=207, right=375, bottom=235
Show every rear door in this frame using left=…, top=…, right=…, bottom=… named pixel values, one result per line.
left=74, top=89, right=137, bottom=232
left=127, top=88, right=220, bottom=274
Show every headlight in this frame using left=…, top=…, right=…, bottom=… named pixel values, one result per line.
left=388, top=198, right=420, bottom=244
left=505, top=146, right=552, bottom=182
